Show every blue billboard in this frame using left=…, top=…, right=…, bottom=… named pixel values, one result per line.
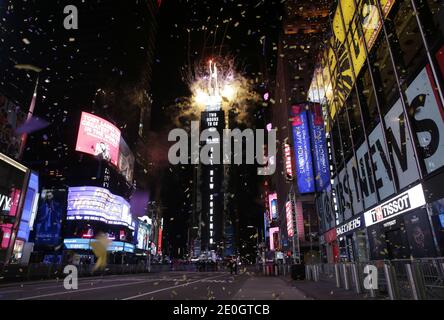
left=309, top=104, right=330, bottom=192
left=34, top=189, right=66, bottom=246
left=291, top=105, right=315, bottom=194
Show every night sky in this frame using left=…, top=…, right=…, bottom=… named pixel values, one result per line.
left=0, top=0, right=285, bottom=257
left=151, top=0, right=283, bottom=257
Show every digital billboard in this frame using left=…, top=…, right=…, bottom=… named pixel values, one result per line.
left=269, top=227, right=280, bottom=251
left=67, top=186, right=134, bottom=229
left=135, top=219, right=151, bottom=250
left=64, top=238, right=135, bottom=253
left=291, top=105, right=315, bottom=194
left=268, top=193, right=278, bottom=220
left=309, top=104, right=330, bottom=192
left=118, top=137, right=135, bottom=183
left=34, top=189, right=67, bottom=246
left=75, top=112, right=121, bottom=166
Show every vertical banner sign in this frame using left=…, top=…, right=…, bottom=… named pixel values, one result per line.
left=286, top=201, right=294, bottom=237
left=291, top=105, right=315, bottom=193
left=283, top=142, right=294, bottom=181
left=309, top=104, right=330, bottom=192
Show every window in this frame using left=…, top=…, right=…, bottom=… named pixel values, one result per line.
left=389, top=0, right=428, bottom=84
left=346, top=90, right=366, bottom=146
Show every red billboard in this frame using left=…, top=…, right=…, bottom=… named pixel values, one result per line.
left=75, top=112, right=121, bottom=166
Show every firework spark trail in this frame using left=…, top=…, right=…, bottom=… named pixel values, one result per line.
left=173, top=55, right=260, bottom=128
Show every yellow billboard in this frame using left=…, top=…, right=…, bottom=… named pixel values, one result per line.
left=308, top=0, right=396, bottom=123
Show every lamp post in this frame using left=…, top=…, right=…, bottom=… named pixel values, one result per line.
left=15, top=65, right=42, bottom=160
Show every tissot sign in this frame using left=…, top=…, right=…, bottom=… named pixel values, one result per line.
left=364, top=184, right=426, bottom=227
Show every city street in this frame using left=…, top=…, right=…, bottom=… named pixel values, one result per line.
left=1, top=0, right=444, bottom=307
left=0, top=271, right=309, bottom=301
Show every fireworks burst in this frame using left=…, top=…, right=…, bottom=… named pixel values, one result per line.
left=173, top=56, right=260, bottom=127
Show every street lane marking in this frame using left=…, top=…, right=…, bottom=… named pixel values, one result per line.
left=122, top=274, right=229, bottom=300
left=17, top=279, right=162, bottom=300
left=16, top=274, right=231, bottom=300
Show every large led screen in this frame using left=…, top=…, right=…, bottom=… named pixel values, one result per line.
left=291, top=105, right=315, bottom=194
left=67, top=186, right=134, bottom=229
left=75, top=112, right=121, bottom=166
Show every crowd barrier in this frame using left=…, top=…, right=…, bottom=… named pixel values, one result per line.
left=305, top=258, right=444, bottom=300
left=260, top=263, right=292, bottom=277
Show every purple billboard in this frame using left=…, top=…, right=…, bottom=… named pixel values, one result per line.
left=67, top=186, right=135, bottom=229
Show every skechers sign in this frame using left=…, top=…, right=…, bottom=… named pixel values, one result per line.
left=364, top=184, right=426, bottom=227
left=336, top=215, right=363, bottom=237
left=291, top=105, right=314, bottom=194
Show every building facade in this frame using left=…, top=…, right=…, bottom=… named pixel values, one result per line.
left=309, top=0, right=444, bottom=262
left=267, top=0, right=330, bottom=262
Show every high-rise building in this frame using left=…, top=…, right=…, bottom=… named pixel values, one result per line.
left=0, top=0, right=160, bottom=263
left=269, top=0, right=330, bottom=262
left=309, top=0, right=444, bottom=263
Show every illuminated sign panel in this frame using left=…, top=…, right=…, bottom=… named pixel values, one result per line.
left=75, top=112, right=121, bottom=166
left=284, top=143, right=293, bottom=180
left=308, top=0, right=396, bottom=122
left=309, top=104, right=330, bottom=192
left=364, top=184, right=426, bottom=227
left=291, top=105, right=315, bottom=194
left=67, top=186, right=134, bottom=229
left=136, top=220, right=150, bottom=250
left=268, top=193, right=278, bottom=220
left=286, top=201, right=294, bottom=237
left=269, top=227, right=280, bottom=251
left=64, top=238, right=134, bottom=252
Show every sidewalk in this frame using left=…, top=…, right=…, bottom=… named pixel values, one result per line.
left=233, top=276, right=311, bottom=300
left=286, top=278, right=375, bottom=300
left=234, top=275, right=375, bottom=300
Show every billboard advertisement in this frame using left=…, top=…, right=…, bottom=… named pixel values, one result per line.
left=34, top=189, right=67, bottom=246
left=309, top=104, right=330, bottom=192
left=0, top=153, right=28, bottom=253
left=64, top=238, right=135, bottom=253
left=404, top=209, right=436, bottom=258
left=286, top=201, right=294, bottom=237
left=75, top=112, right=121, bottom=166
left=308, top=0, right=396, bottom=121
left=364, top=184, right=426, bottom=228
left=67, top=186, right=134, bottom=229
left=268, top=193, right=278, bottom=220
left=135, top=219, right=151, bottom=250
left=269, top=227, right=280, bottom=251
left=291, top=105, right=315, bottom=194
left=17, top=172, right=39, bottom=241
left=118, top=138, right=135, bottom=183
